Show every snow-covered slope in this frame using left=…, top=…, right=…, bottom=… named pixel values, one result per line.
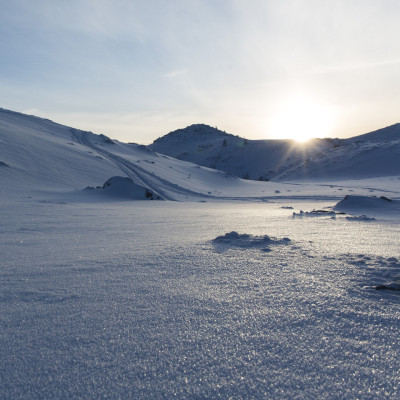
left=277, top=124, right=400, bottom=180
left=0, top=108, right=122, bottom=194
left=349, top=123, right=400, bottom=142
left=1, top=108, right=399, bottom=202
left=0, top=109, right=305, bottom=202
left=149, top=123, right=400, bottom=181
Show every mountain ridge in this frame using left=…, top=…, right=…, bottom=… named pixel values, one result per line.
left=149, top=123, right=400, bottom=181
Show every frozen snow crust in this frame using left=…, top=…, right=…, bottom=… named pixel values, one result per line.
left=1, top=201, right=400, bottom=399
left=212, top=231, right=291, bottom=252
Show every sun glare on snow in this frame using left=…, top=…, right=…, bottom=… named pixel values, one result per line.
left=269, top=95, right=334, bottom=142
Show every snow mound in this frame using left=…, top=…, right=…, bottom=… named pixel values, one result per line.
left=345, top=215, right=376, bottom=221
left=334, top=195, right=400, bottom=217
left=212, top=231, right=291, bottom=251
left=83, top=176, right=160, bottom=201
left=292, top=210, right=338, bottom=218
left=102, top=176, right=159, bottom=200
left=375, top=281, right=400, bottom=291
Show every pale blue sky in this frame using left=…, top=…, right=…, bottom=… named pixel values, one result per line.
left=1, top=0, right=400, bottom=143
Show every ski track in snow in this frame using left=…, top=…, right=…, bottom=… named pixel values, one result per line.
left=70, top=129, right=220, bottom=201
left=70, top=129, right=170, bottom=199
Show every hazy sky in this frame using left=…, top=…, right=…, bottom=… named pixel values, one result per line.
left=1, top=0, right=400, bottom=143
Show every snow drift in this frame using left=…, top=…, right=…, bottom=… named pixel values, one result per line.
left=212, top=231, right=291, bottom=252
left=334, top=195, right=400, bottom=216
left=102, top=176, right=158, bottom=199
left=81, top=176, right=160, bottom=201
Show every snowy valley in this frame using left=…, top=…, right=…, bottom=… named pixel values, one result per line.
left=1, top=108, right=400, bottom=399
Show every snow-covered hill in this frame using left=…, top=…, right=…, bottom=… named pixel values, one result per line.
left=0, top=109, right=245, bottom=201
left=0, top=109, right=308, bottom=202
left=349, top=123, right=400, bottom=142
left=0, top=109, right=122, bottom=194
left=149, top=123, right=400, bottom=181
left=1, top=108, right=399, bottom=202
left=149, top=124, right=335, bottom=181
left=277, top=124, right=400, bottom=180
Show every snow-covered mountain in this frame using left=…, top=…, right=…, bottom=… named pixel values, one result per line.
left=0, top=108, right=122, bottom=194
left=1, top=108, right=399, bottom=203
left=149, top=123, right=400, bottom=180
left=149, top=124, right=333, bottom=181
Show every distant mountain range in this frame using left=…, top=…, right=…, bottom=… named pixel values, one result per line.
left=149, top=123, right=400, bottom=180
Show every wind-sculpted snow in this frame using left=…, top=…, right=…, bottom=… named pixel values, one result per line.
left=80, top=176, right=160, bottom=201
left=340, top=254, right=400, bottom=293
left=375, top=281, right=400, bottom=291
left=334, top=195, right=400, bottom=217
left=212, top=231, right=291, bottom=252
left=345, top=215, right=376, bottom=221
left=289, top=196, right=400, bottom=221
left=292, top=209, right=339, bottom=218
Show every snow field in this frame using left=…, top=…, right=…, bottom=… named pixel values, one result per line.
left=1, top=201, right=399, bottom=399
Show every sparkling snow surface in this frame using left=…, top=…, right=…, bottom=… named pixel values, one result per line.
left=1, top=200, right=400, bottom=399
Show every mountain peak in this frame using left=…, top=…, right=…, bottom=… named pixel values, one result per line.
left=153, top=124, right=234, bottom=144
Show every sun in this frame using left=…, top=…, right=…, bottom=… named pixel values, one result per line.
left=268, top=94, right=334, bottom=142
